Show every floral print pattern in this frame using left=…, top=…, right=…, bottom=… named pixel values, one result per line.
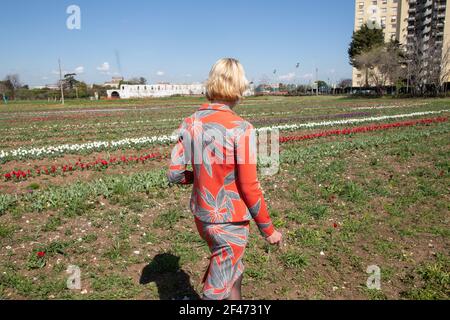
left=195, top=218, right=249, bottom=300
left=168, top=103, right=275, bottom=300
left=168, top=103, right=274, bottom=236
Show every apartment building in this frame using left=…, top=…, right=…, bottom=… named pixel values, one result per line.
left=405, top=0, right=450, bottom=84
left=352, top=0, right=405, bottom=87
left=352, top=0, right=449, bottom=87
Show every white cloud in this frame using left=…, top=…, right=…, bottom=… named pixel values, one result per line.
left=301, top=73, right=314, bottom=79
left=278, top=72, right=296, bottom=81
left=156, top=71, right=165, bottom=76
left=51, top=66, right=84, bottom=76
left=51, top=70, right=68, bottom=76
left=74, top=66, right=84, bottom=74
left=97, top=62, right=111, bottom=73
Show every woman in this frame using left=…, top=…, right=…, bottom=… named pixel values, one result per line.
left=168, top=58, right=282, bottom=300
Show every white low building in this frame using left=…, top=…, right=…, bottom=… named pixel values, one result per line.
left=107, top=83, right=255, bottom=99
left=107, top=83, right=205, bottom=99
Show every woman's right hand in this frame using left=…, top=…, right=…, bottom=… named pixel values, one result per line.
left=266, top=230, right=282, bottom=246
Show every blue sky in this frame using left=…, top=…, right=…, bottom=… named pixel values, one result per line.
left=0, top=0, right=356, bottom=87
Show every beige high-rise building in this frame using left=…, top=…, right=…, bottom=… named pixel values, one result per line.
left=352, top=0, right=450, bottom=87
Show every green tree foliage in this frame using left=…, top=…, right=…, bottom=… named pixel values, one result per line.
left=63, top=73, right=79, bottom=90
left=348, top=24, right=385, bottom=68
left=1, top=75, right=22, bottom=100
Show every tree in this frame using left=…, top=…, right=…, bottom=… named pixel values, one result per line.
left=338, top=79, right=353, bottom=88
left=5, top=74, right=21, bottom=90
left=91, top=84, right=108, bottom=98
left=354, top=43, right=405, bottom=94
left=126, top=77, right=147, bottom=85
left=139, top=77, right=147, bottom=85
left=3, top=74, right=22, bottom=100
left=439, top=45, right=450, bottom=93
left=316, top=80, right=328, bottom=90
left=0, top=81, right=8, bottom=100
left=405, top=36, right=449, bottom=96
left=64, top=73, right=79, bottom=90
left=348, top=24, right=385, bottom=86
left=75, top=82, right=89, bottom=98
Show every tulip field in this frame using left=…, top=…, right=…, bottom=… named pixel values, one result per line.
left=0, top=96, right=449, bottom=300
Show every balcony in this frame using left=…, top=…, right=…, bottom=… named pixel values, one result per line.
left=423, top=17, right=431, bottom=25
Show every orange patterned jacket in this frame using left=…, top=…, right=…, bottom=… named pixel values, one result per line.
left=168, top=103, right=274, bottom=237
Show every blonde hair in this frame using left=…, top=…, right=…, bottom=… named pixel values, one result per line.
left=206, top=58, right=249, bottom=102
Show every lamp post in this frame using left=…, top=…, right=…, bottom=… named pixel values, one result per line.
left=59, top=59, right=65, bottom=105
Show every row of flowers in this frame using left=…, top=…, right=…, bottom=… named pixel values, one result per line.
left=352, top=102, right=428, bottom=110
left=0, top=110, right=296, bottom=134
left=279, top=117, right=448, bottom=143
left=4, top=152, right=163, bottom=181
left=0, top=111, right=372, bottom=146
left=0, top=135, right=175, bottom=163
left=257, top=109, right=448, bottom=132
left=0, top=104, right=184, bottom=120
left=1, top=109, right=448, bottom=163
left=0, top=112, right=125, bottom=124
left=0, top=102, right=428, bottom=135
left=252, top=111, right=371, bottom=126
left=1, top=101, right=424, bottom=126
left=4, top=117, right=447, bottom=182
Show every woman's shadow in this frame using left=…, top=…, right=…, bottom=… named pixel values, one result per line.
left=139, top=253, right=200, bottom=300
